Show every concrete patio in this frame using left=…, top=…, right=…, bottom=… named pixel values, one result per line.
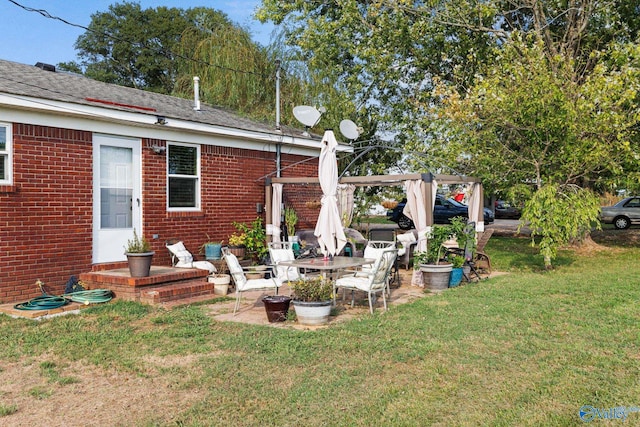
left=202, top=268, right=434, bottom=329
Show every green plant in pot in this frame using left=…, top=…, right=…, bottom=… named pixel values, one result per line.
left=290, top=276, right=333, bottom=302
left=284, top=206, right=298, bottom=240
left=124, top=229, right=154, bottom=278
left=227, top=231, right=246, bottom=259
left=447, top=253, right=466, bottom=287
left=233, top=217, right=268, bottom=265
left=200, top=234, right=223, bottom=260
left=414, top=224, right=456, bottom=292
left=290, top=276, right=334, bottom=326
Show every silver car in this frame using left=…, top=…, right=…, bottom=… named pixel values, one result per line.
left=600, top=197, right=640, bottom=229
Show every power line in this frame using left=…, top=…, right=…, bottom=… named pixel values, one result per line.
left=7, top=0, right=267, bottom=78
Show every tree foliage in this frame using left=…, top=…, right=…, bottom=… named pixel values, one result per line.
left=258, top=0, right=640, bottom=266
left=62, top=2, right=233, bottom=94
left=520, top=184, right=601, bottom=269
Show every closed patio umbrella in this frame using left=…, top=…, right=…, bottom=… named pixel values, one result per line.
left=314, top=130, right=347, bottom=256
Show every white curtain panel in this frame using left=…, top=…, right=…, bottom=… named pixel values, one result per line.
left=468, top=182, right=484, bottom=232
left=337, top=183, right=356, bottom=227
left=270, top=183, right=283, bottom=242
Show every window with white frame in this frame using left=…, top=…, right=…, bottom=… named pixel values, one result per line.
left=167, top=142, right=200, bottom=209
left=0, top=123, right=12, bottom=184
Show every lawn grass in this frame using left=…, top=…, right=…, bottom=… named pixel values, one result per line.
left=1, top=236, right=639, bottom=425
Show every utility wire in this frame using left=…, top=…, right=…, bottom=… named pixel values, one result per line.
left=7, top=0, right=267, bottom=77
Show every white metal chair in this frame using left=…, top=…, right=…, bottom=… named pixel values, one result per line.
left=354, top=241, right=396, bottom=296
left=222, top=247, right=282, bottom=314
left=268, top=241, right=302, bottom=283
left=396, top=230, right=418, bottom=270
left=166, top=240, right=216, bottom=273
left=334, top=247, right=398, bottom=314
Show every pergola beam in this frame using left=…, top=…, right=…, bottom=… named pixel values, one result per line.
left=266, top=172, right=483, bottom=232
left=269, top=173, right=480, bottom=187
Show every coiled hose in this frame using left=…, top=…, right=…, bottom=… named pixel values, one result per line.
left=14, top=284, right=114, bottom=311
left=14, top=295, right=70, bottom=311
left=64, top=289, right=114, bottom=305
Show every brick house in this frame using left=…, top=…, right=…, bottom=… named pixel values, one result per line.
left=0, top=59, right=340, bottom=303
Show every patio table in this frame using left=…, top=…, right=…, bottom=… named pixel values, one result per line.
left=278, top=256, right=374, bottom=280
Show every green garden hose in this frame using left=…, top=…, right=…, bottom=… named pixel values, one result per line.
left=14, top=295, right=69, bottom=311
left=14, top=285, right=114, bottom=311
left=64, top=289, right=114, bottom=305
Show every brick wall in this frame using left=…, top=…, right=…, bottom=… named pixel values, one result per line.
left=0, top=124, right=93, bottom=302
left=0, top=123, right=319, bottom=303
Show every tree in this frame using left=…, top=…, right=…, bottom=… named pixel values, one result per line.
left=520, top=184, right=601, bottom=268
left=61, top=2, right=234, bottom=94
left=258, top=0, right=640, bottom=266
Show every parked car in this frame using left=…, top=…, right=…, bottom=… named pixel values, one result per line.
left=599, top=196, right=640, bottom=229
left=387, top=195, right=495, bottom=230
left=494, top=200, right=521, bottom=219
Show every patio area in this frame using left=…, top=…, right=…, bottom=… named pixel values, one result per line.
left=203, top=268, right=434, bottom=329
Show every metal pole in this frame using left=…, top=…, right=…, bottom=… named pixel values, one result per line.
left=275, top=60, right=282, bottom=178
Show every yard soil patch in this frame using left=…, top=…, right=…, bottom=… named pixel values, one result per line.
left=0, top=356, right=200, bottom=427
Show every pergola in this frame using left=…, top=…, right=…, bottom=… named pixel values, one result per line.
left=265, top=172, right=484, bottom=232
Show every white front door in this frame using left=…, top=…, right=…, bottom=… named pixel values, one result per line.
left=93, top=134, right=142, bottom=263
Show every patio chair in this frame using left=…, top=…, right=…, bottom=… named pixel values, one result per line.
left=366, top=228, right=399, bottom=286
left=222, top=247, right=282, bottom=315
left=166, top=240, right=216, bottom=273
left=334, top=247, right=398, bottom=314
left=352, top=240, right=396, bottom=296
left=368, top=228, right=396, bottom=242
left=295, top=228, right=368, bottom=257
left=396, top=230, right=418, bottom=270
left=474, top=228, right=493, bottom=274
left=446, top=224, right=493, bottom=281
left=268, top=241, right=302, bottom=283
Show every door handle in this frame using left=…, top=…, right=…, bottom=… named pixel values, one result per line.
left=136, top=198, right=140, bottom=207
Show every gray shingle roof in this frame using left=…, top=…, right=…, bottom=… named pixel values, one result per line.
left=0, top=59, right=284, bottom=135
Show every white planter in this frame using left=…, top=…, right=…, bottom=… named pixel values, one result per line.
left=208, top=274, right=231, bottom=295
left=292, top=300, right=332, bottom=326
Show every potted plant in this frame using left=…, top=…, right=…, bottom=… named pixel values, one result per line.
left=200, top=235, right=223, bottom=260
left=447, top=254, right=465, bottom=287
left=124, top=229, right=155, bottom=277
left=284, top=206, right=298, bottom=241
left=233, top=217, right=268, bottom=266
left=414, top=224, right=456, bottom=292
left=208, top=270, right=231, bottom=295
left=290, top=276, right=334, bottom=325
left=227, top=232, right=246, bottom=259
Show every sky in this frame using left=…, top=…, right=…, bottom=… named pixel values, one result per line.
left=0, top=0, right=275, bottom=66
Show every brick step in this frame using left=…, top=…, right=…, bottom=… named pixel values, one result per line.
left=139, top=279, right=217, bottom=305
left=79, top=266, right=216, bottom=306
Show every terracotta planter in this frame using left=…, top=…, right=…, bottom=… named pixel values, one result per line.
left=262, top=295, right=292, bottom=323
left=125, top=251, right=155, bottom=278
left=420, top=263, right=452, bottom=292
left=292, top=300, right=332, bottom=325
left=227, top=245, right=246, bottom=259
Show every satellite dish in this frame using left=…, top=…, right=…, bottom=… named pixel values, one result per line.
left=293, top=105, right=322, bottom=127
left=339, top=119, right=363, bottom=141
